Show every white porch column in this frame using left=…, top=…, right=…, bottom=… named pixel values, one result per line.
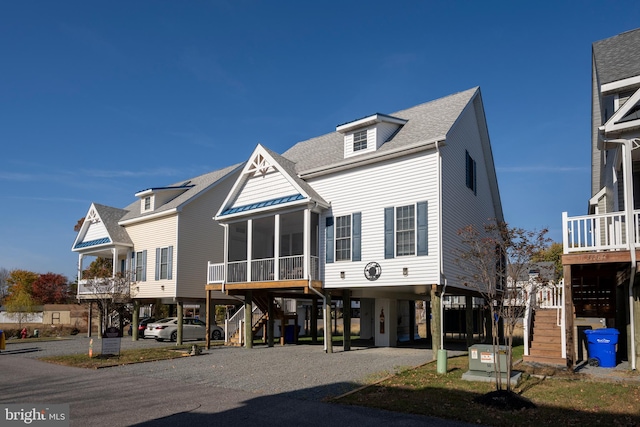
left=247, top=219, right=253, bottom=282
left=223, top=224, right=229, bottom=290
left=304, top=208, right=310, bottom=279
left=274, top=214, right=280, bottom=281
left=77, top=253, right=84, bottom=284
left=111, top=248, right=118, bottom=277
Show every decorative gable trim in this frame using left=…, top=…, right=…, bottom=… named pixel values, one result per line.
left=215, top=144, right=328, bottom=221
left=601, top=87, right=640, bottom=134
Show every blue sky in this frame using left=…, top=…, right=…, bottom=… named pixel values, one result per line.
left=1, top=1, right=639, bottom=281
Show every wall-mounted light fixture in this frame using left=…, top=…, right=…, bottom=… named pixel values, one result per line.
left=403, top=267, right=408, bottom=277
left=161, top=285, right=165, bottom=291
left=340, top=271, right=345, bottom=279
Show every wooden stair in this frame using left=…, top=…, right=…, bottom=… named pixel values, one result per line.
left=226, top=295, right=286, bottom=346
left=523, top=308, right=566, bottom=366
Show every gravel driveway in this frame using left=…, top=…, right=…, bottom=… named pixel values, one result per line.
left=2, top=336, right=464, bottom=400
left=1, top=336, right=477, bottom=426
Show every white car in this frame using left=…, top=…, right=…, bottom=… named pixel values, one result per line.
left=144, top=317, right=224, bottom=342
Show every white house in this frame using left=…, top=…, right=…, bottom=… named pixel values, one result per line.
left=72, top=164, right=242, bottom=339
left=558, top=28, right=640, bottom=370
left=206, top=87, right=503, bottom=352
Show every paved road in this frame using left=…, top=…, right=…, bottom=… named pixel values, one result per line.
left=0, top=337, right=474, bottom=426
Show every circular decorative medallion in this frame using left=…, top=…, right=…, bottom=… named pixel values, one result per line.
left=364, top=262, right=382, bottom=281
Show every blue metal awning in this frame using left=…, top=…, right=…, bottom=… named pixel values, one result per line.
left=220, top=194, right=305, bottom=216
left=74, top=237, right=111, bottom=249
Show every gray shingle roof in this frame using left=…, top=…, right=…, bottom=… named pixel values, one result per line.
left=118, top=163, right=242, bottom=222
left=593, top=28, right=640, bottom=85
left=282, top=87, right=478, bottom=174
left=92, top=203, right=133, bottom=246
left=260, top=145, right=328, bottom=206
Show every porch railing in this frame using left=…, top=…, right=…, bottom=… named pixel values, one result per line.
left=77, top=278, right=120, bottom=296
left=523, top=279, right=566, bottom=359
left=207, top=255, right=319, bottom=284
left=563, top=211, right=640, bottom=253
left=224, top=304, right=264, bottom=345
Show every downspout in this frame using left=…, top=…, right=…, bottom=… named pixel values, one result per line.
left=436, top=140, right=445, bottom=349
left=435, top=140, right=449, bottom=373
left=603, top=138, right=637, bottom=370
left=308, top=276, right=327, bottom=352
left=305, top=204, right=328, bottom=351
left=440, top=278, right=447, bottom=350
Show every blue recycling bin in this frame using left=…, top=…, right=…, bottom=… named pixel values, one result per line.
left=584, top=328, right=619, bottom=368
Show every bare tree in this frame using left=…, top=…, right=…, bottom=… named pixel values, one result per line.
left=455, top=221, right=549, bottom=391
left=82, top=272, right=135, bottom=336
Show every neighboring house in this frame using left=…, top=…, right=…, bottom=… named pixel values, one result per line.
left=0, top=304, right=85, bottom=326
left=206, top=87, right=503, bottom=351
left=0, top=305, right=43, bottom=324
left=72, top=164, right=243, bottom=336
left=557, top=28, right=640, bottom=370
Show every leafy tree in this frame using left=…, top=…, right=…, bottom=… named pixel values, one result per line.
left=82, top=257, right=113, bottom=279
left=5, top=269, right=40, bottom=329
left=6, top=269, right=39, bottom=296
left=454, top=221, right=550, bottom=392
left=532, top=242, right=563, bottom=280
left=0, top=267, right=9, bottom=304
left=74, top=217, right=85, bottom=232
left=32, top=273, right=71, bottom=304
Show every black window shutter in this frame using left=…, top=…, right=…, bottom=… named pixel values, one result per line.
left=326, top=217, right=334, bottom=264
left=384, top=207, right=394, bottom=259
left=352, top=212, right=361, bottom=262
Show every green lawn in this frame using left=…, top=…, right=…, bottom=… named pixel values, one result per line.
left=336, top=348, right=640, bottom=427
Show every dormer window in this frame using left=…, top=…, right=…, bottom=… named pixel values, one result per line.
left=353, top=130, right=368, bottom=152
left=144, top=196, right=151, bottom=211
left=336, top=113, right=407, bottom=159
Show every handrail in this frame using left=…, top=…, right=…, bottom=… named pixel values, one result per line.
left=563, top=210, right=640, bottom=253
left=225, top=304, right=262, bottom=345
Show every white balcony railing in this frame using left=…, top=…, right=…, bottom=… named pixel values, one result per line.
left=77, top=278, right=116, bottom=296
left=207, top=255, right=320, bottom=284
left=562, top=211, right=640, bottom=253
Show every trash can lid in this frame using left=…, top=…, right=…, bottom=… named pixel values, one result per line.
left=585, top=328, right=619, bottom=335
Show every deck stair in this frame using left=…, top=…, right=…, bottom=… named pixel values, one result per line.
left=226, top=295, right=286, bottom=346
left=523, top=308, right=565, bottom=366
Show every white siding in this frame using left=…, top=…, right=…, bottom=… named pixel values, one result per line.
left=344, top=128, right=376, bottom=158
left=83, top=220, right=109, bottom=242
left=375, top=122, right=400, bottom=149
left=440, top=97, right=501, bottom=292
left=126, top=215, right=178, bottom=299
left=176, top=170, right=238, bottom=299
left=311, top=151, right=440, bottom=291
left=344, top=123, right=401, bottom=159
left=233, top=170, right=299, bottom=207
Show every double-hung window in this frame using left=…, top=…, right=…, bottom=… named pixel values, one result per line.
left=155, top=246, right=173, bottom=280
left=133, top=250, right=147, bottom=281
left=385, top=202, right=428, bottom=259
left=395, top=205, right=415, bottom=256
left=353, top=130, right=368, bottom=152
left=325, top=213, right=361, bottom=263
left=335, top=215, right=352, bottom=261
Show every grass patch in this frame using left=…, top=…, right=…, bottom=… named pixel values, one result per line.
left=338, top=349, right=640, bottom=426
left=39, top=346, right=201, bottom=369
